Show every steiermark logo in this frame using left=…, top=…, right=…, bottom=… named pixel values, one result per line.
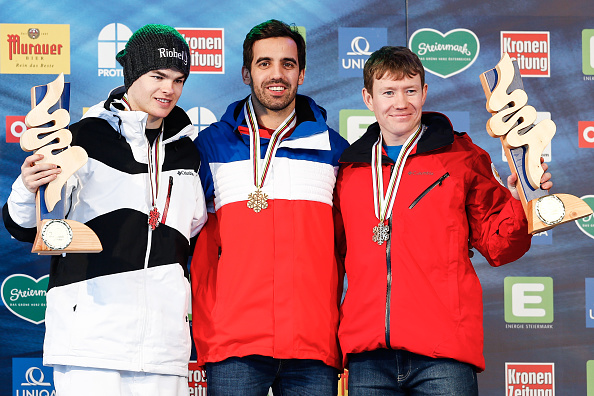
left=1, top=274, right=49, bottom=324
left=576, top=195, right=594, bottom=239
left=339, top=109, right=376, bottom=143
left=409, top=28, right=479, bottom=78
left=504, top=277, right=553, bottom=323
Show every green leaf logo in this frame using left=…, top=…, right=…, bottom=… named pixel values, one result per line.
left=1, top=274, right=49, bottom=324
left=409, top=28, right=480, bottom=79
left=576, top=195, right=594, bottom=239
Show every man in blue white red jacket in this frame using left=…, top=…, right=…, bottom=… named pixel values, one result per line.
left=191, top=19, right=349, bottom=395
left=334, top=46, right=553, bottom=395
left=3, top=25, right=206, bottom=396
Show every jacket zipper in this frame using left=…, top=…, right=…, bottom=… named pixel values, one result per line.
left=408, top=172, right=450, bottom=209
left=385, top=164, right=394, bottom=349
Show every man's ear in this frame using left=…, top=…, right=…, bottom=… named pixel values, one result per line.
left=242, top=66, right=251, bottom=86
left=362, top=87, right=374, bottom=112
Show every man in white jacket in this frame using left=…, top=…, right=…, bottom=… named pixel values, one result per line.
left=2, top=24, right=206, bottom=396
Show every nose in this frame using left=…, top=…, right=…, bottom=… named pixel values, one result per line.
left=269, top=63, right=284, bottom=80
left=160, top=79, right=175, bottom=94
left=392, top=92, right=408, bottom=109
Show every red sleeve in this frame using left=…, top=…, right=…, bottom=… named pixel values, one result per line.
left=190, top=211, right=220, bottom=364
left=333, top=168, right=347, bottom=305
left=466, top=153, right=532, bottom=267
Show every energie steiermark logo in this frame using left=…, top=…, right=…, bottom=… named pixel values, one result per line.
left=339, top=109, right=376, bottom=143
left=409, top=28, right=479, bottom=79
left=1, top=274, right=49, bottom=324
left=583, top=29, right=594, bottom=75
left=504, top=277, right=554, bottom=323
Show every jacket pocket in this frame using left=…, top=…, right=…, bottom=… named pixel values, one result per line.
left=408, top=172, right=450, bottom=209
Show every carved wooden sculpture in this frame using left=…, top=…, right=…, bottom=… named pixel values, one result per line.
left=22, top=73, right=102, bottom=254
left=480, top=53, right=592, bottom=234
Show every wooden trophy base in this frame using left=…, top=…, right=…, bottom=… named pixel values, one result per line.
left=32, top=218, right=103, bottom=255
left=527, top=193, right=593, bottom=234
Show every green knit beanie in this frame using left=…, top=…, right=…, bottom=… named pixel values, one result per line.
left=116, top=24, right=190, bottom=90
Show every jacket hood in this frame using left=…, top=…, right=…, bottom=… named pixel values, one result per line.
left=339, top=112, right=457, bottom=164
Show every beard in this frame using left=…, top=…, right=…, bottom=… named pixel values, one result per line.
left=250, top=79, right=298, bottom=112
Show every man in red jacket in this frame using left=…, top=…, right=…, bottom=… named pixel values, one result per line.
left=334, top=46, right=552, bottom=395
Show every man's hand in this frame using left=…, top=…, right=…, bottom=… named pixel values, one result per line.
left=507, top=157, right=552, bottom=200
left=21, top=153, right=61, bottom=194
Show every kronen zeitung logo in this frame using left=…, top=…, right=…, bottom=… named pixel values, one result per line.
left=501, top=31, right=550, bottom=77
left=1, top=274, right=49, bottom=324
left=409, top=28, right=479, bottom=78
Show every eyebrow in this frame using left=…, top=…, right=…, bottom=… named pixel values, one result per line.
left=152, top=70, right=185, bottom=81
left=255, top=56, right=297, bottom=64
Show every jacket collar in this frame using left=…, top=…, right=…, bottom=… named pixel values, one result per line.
left=339, top=112, right=456, bottom=164
left=225, top=94, right=329, bottom=145
left=99, top=85, right=194, bottom=142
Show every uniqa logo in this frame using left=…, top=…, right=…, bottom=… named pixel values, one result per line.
left=1, top=274, right=49, bottom=324
left=408, top=28, right=480, bottom=78
left=346, top=36, right=373, bottom=56
left=22, top=367, right=51, bottom=386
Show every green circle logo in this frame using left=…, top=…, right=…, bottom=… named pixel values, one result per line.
left=576, top=195, right=594, bottom=239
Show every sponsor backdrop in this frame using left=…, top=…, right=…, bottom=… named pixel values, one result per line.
left=1, top=0, right=593, bottom=394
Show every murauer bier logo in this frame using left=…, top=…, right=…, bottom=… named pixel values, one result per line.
left=409, top=28, right=479, bottom=79
left=0, top=23, right=70, bottom=74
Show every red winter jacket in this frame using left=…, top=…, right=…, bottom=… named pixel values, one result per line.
left=335, top=113, right=531, bottom=371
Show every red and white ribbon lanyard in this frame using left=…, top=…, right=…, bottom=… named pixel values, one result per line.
left=147, top=122, right=164, bottom=230
left=244, top=95, right=296, bottom=213
left=371, top=124, right=424, bottom=245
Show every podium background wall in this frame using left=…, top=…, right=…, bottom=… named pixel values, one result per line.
left=1, top=0, right=594, bottom=394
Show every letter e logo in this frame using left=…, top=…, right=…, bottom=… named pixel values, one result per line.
left=504, top=277, right=554, bottom=323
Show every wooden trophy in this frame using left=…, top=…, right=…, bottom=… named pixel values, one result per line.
left=480, top=53, right=592, bottom=234
left=21, top=73, right=102, bottom=254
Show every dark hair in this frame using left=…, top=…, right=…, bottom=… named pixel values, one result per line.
left=243, top=19, right=306, bottom=72
left=363, top=46, right=425, bottom=93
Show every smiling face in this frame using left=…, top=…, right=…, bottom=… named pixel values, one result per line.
left=126, top=68, right=186, bottom=129
left=242, top=36, right=304, bottom=123
left=362, top=72, right=427, bottom=146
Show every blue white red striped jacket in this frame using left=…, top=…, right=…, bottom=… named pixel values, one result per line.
left=191, top=94, right=349, bottom=368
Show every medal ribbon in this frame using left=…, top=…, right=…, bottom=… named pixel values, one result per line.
left=244, top=96, right=296, bottom=190
left=147, top=123, right=164, bottom=213
left=371, top=124, right=424, bottom=223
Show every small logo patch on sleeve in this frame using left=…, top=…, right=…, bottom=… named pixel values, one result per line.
left=491, top=163, right=505, bottom=186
